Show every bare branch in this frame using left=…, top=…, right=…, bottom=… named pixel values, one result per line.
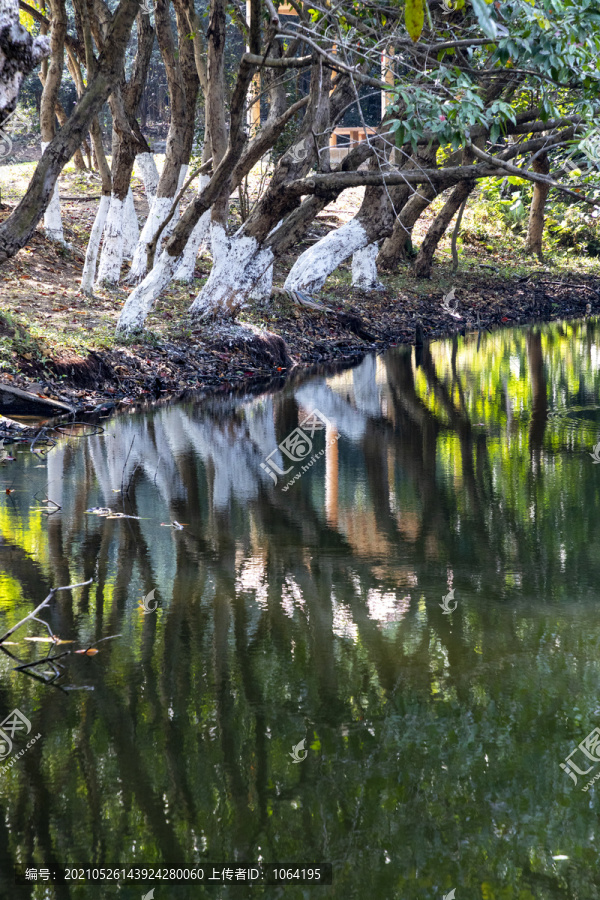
left=466, top=140, right=599, bottom=206
left=243, top=52, right=313, bottom=68
left=0, top=579, right=94, bottom=645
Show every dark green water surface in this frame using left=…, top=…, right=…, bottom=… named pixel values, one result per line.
left=1, top=319, right=600, bottom=899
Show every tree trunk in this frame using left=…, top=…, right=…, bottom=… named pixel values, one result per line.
left=96, top=91, right=141, bottom=284
left=377, top=144, right=439, bottom=271
left=377, top=184, right=438, bottom=269
left=188, top=56, right=347, bottom=316
left=116, top=39, right=258, bottom=332
left=89, top=116, right=111, bottom=192
left=413, top=179, right=476, bottom=278
left=40, top=0, right=67, bottom=243
left=96, top=9, right=154, bottom=284
left=122, top=188, right=139, bottom=258
left=0, top=0, right=141, bottom=266
left=135, top=151, right=159, bottom=205
left=352, top=242, right=383, bottom=290
left=54, top=100, right=87, bottom=169
left=73, top=0, right=111, bottom=192
left=525, top=152, right=550, bottom=261
left=127, top=0, right=193, bottom=283
left=0, top=0, right=49, bottom=126
left=204, top=0, right=228, bottom=228
left=81, top=193, right=109, bottom=293
left=284, top=156, right=400, bottom=294
left=174, top=172, right=211, bottom=283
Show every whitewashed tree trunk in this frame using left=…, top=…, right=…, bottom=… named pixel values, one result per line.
left=127, top=196, right=172, bottom=282
left=122, top=188, right=139, bottom=259
left=188, top=224, right=274, bottom=318
left=41, top=141, right=66, bottom=244
left=116, top=248, right=182, bottom=333
left=126, top=165, right=187, bottom=283
left=248, top=218, right=281, bottom=301
left=284, top=218, right=369, bottom=294
left=0, top=0, right=49, bottom=120
left=81, top=194, right=110, bottom=294
left=249, top=262, right=273, bottom=301
left=352, top=242, right=384, bottom=290
left=174, top=209, right=210, bottom=282
left=96, top=195, right=125, bottom=286
left=160, top=164, right=187, bottom=246
left=135, top=152, right=159, bottom=206
left=174, top=174, right=211, bottom=283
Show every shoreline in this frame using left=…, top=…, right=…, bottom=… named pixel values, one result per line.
left=0, top=274, right=598, bottom=428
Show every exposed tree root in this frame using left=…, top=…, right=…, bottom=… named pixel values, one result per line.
left=205, top=323, right=293, bottom=369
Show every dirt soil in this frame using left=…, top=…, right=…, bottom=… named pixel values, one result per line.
left=0, top=163, right=599, bottom=420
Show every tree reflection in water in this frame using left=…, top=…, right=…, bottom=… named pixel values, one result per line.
left=1, top=319, right=600, bottom=898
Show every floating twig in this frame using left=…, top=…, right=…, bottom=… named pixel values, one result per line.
left=0, top=578, right=93, bottom=645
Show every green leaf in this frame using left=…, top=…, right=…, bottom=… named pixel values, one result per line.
left=394, top=125, right=406, bottom=148
left=405, top=0, right=424, bottom=42
left=470, top=0, right=497, bottom=39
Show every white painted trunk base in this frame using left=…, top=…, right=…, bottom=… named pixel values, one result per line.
left=81, top=194, right=110, bottom=294
left=174, top=210, right=210, bottom=282
left=174, top=175, right=211, bottom=283
left=127, top=196, right=173, bottom=282
left=160, top=165, right=187, bottom=247
left=127, top=167, right=187, bottom=282
left=188, top=225, right=274, bottom=318
left=284, top=218, right=369, bottom=294
left=135, top=152, right=159, bottom=206
left=122, top=189, right=139, bottom=259
left=351, top=242, right=384, bottom=290
left=249, top=218, right=281, bottom=302
left=249, top=262, right=273, bottom=301
left=41, top=141, right=65, bottom=244
left=117, top=249, right=181, bottom=334
left=96, top=195, right=125, bottom=286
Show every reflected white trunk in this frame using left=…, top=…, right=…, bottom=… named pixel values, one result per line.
left=352, top=356, right=382, bottom=415
left=295, top=380, right=368, bottom=441
left=176, top=399, right=277, bottom=509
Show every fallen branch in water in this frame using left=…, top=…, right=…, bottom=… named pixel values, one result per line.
left=0, top=578, right=93, bottom=645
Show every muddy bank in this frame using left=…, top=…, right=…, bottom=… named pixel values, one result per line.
left=0, top=274, right=598, bottom=421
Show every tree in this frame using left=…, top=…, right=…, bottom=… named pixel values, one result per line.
left=0, top=0, right=49, bottom=124
left=0, top=0, right=142, bottom=264
left=113, top=0, right=600, bottom=333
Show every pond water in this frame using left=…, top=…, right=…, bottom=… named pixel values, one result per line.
left=1, top=319, right=600, bottom=899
